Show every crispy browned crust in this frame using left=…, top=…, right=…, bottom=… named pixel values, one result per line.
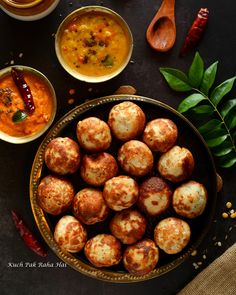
left=37, top=175, right=75, bottom=215
left=143, top=118, right=178, bottom=152
left=118, top=140, right=153, bottom=177
left=123, top=239, right=159, bottom=275
left=154, top=217, right=191, bottom=254
left=80, top=152, right=118, bottom=186
left=54, top=216, right=87, bottom=253
left=103, top=176, right=139, bottom=211
left=157, top=146, right=195, bottom=183
left=138, top=177, right=172, bottom=216
left=172, top=181, right=208, bottom=218
left=76, top=117, right=112, bottom=152
left=110, top=209, right=147, bottom=244
left=73, top=188, right=110, bottom=224
left=44, top=137, right=81, bottom=175
left=108, top=101, right=146, bottom=141
left=84, top=234, right=122, bottom=267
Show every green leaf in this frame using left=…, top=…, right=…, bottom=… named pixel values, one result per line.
left=210, top=77, right=236, bottom=106
left=159, top=68, right=192, bottom=92
left=188, top=52, right=204, bottom=88
left=213, top=140, right=233, bottom=157
left=230, top=116, right=236, bottom=129
left=205, top=127, right=228, bottom=139
left=198, top=119, right=222, bottom=134
left=12, top=110, right=28, bottom=123
left=225, top=110, right=236, bottom=129
left=206, top=135, right=228, bottom=148
left=219, top=151, right=236, bottom=168
left=191, top=105, right=214, bottom=115
left=200, top=61, right=218, bottom=95
left=101, top=54, right=114, bottom=67
left=220, top=99, right=236, bottom=118
left=177, top=93, right=206, bottom=113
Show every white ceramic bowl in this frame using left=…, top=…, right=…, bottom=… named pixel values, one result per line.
left=0, top=65, right=57, bottom=144
left=55, top=6, right=133, bottom=83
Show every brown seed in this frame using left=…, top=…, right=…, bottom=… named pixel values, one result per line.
left=68, top=98, right=75, bottom=105
left=216, top=173, right=223, bottom=192
left=114, top=85, right=137, bottom=95
left=69, top=88, right=75, bottom=95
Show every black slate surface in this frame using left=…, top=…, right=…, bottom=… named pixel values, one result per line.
left=0, top=1, right=236, bottom=294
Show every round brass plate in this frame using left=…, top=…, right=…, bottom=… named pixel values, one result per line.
left=30, top=95, right=217, bottom=283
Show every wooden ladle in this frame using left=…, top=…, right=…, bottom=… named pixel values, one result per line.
left=146, top=0, right=176, bottom=52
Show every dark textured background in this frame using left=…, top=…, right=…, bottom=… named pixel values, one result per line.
left=0, top=0, right=236, bottom=294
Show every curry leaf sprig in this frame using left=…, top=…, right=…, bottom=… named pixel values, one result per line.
left=160, top=52, right=236, bottom=168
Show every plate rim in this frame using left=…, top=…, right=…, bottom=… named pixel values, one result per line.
left=30, top=94, right=217, bottom=283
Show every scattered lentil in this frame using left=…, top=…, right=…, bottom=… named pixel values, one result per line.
left=10, top=60, right=14, bottom=65
left=192, top=263, right=199, bottom=269
left=217, top=242, right=222, bottom=247
left=222, top=212, right=229, bottom=219
left=226, top=202, right=232, bottom=209
left=197, top=261, right=202, bottom=266
left=88, top=88, right=93, bottom=92
left=130, top=60, right=135, bottom=64
left=230, top=212, right=236, bottom=219
left=18, top=53, right=23, bottom=58
left=202, top=255, right=207, bottom=259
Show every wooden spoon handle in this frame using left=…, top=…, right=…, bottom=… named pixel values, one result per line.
left=154, top=0, right=175, bottom=21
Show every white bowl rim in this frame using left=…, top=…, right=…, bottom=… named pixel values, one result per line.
left=55, top=6, right=134, bottom=83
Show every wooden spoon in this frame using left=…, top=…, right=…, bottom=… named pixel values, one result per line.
left=146, top=0, right=176, bottom=52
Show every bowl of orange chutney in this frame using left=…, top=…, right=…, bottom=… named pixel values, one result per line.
left=55, top=6, right=133, bottom=83
left=0, top=65, right=57, bottom=144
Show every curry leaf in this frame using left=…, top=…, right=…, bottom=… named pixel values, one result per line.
left=225, top=110, right=236, bottom=129
left=177, top=93, right=206, bottom=113
left=213, top=140, right=233, bottom=157
left=198, top=119, right=222, bottom=135
left=206, top=135, right=228, bottom=148
left=188, top=52, right=204, bottom=88
left=205, top=127, right=228, bottom=139
left=200, top=61, right=218, bottom=95
left=219, top=151, right=236, bottom=168
left=159, top=68, right=192, bottom=92
left=220, top=99, right=236, bottom=118
left=159, top=52, right=236, bottom=168
left=210, top=77, right=236, bottom=106
left=191, top=105, right=214, bottom=116
left=229, top=116, right=236, bottom=129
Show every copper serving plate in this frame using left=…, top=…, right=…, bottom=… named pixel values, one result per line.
left=30, top=95, right=217, bottom=283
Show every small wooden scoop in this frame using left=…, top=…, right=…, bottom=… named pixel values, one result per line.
left=146, top=0, right=176, bottom=52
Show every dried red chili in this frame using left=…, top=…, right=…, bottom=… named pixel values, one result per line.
left=11, top=68, right=35, bottom=114
left=11, top=210, right=47, bottom=257
left=179, top=8, right=209, bottom=57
